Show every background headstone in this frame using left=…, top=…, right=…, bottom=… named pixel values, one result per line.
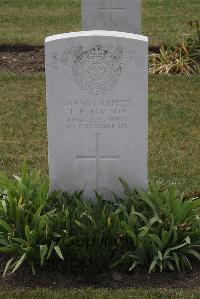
left=45, top=31, right=148, bottom=199
left=82, top=0, right=141, bottom=34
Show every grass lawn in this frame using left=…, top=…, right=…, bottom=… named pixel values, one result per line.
left=0, top=73, right=47, bottom=174
left=143, top=0, right=200, bottom=46
left=0, top=288, right=200, bottom=299
left=0, top=1, right=199, bottom=298
left=0, top=0, right=199, bottom=46
left=149, top=75, right=200, bottom=195
left=0, top=73, right=199, bottom=195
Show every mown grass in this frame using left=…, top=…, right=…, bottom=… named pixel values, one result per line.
left=0, top=73, right=47, bottom=174
left=149, top=75, right=200, bottom=195
left=0, top=288, right=200, bottom=299
left=0, top=73, right=199, bottom=195
left=0, top=0, right=199, bottom=46
left=0, top=0, right=81, bottom=46
left=143, top=0, right=200, bottom=46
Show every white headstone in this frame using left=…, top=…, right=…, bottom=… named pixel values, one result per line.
left=82, top=0, right=141, bottom=34
left=45, top=31, right=148, bottom=199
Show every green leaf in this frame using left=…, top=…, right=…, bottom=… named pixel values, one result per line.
left=9, top=196, right=17, bottom=220
left=121, top=221, right=138, bottom=245
left=149, top=215, right=162, bottom=226
left=34, top=205, right=44, bottom=226
left=1, top=200, right=7, bottom=214
left=170, top=242, right=188, bottom=252
left=46, top=241, right=54, bottom=260
left=3, top=258, right=14, bottom=277
left=158, top=250, right=162, bottom=261
left=185, top=236, right=191, bottom=244
left=173, top=253, right=180, bottom=272
left=25, top=225, right=32, bottom=241
left=0, top=238, right=9, bottom=246
left=181, top=254, right=192, bottom=270
left=53, top=232, right=62, bottom=238
left=64, top=208, right=70, bottom=228
left=149, top=256, right=158, bottom=273
left=13, top=175, right=22, bottom=183
left=0, top=219, right=12, bottom=233
left=111, top=252, right=133, bottom=268
left=0, top=244, right=19, bottom=253
left=11, top=237, right=25, bottom=245
left=129, top=260, right=139, bottom=271
left=148, top=234, right=162, bottom=249
left=128, top=207, right=137, bottom=227
left=16, top=206, right=24, bottom=237
left=166, top=261, right=174, bottom=271
left=30, top=261, right=36, bottom=275
left=132, top=211, right=148, bottom=224
left=185, top=249, right=200, bottom=261
left=10, top=253, right=26, bottom=274
left=75, top=220, right=87, bottom=231
left=40, top=245, right=48, bottom=266
left=54, top=245, right=64, bottom=260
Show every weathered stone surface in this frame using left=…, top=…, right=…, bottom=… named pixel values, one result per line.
left=82, top=0, right=141, bottom=34
left=45, top=31, right=148, bottom=199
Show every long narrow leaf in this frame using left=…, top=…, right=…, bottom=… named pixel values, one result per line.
left=10, top=253, right=26, bottom=274
left=54, top=245, right=64, bottom=260
left=0, top=219, right=12, bottom=233
left=3, top=258, right=15, bottom=277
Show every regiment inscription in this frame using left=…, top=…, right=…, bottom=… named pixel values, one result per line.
left=73, top=46, right=122, bottom=95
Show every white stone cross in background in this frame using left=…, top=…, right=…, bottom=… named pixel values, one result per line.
left=98, top=0, right=125, bottom=24
left=82, top=0, right=141, bottom=34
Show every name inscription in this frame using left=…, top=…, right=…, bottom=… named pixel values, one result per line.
left=64, top=99, right=130, bottom=129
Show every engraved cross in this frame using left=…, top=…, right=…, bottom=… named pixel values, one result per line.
left=76, top=133, right=119, bottom=192
left=98, top=0, right=125, bottom=27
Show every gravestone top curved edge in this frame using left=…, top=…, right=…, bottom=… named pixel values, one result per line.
left=45, top=30, right=148, bottom=43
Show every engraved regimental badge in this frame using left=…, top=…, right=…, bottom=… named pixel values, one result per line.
left=73, top=46, right=121, bottom=95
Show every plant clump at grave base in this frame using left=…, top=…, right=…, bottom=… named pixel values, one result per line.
left=149, top=21, right=200, bottom=75
left=0, top=165, right=200, bottom=276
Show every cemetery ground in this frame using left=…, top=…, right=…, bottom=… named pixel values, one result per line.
left=0, top=73, right=199, bottom=196
left=0, top=69, right=200, bottom=296
left=0, top=0, right=200, bottom=47
left=1, top=289, right=200, bottom=299
left=0, top=0, right=200, bottom=298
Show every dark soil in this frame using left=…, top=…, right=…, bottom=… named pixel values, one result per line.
left=0, top=45, right=161, bottom=74
left=1, top=263, right=200, bottom=290
left=0, top=46, right=44, bottom=74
